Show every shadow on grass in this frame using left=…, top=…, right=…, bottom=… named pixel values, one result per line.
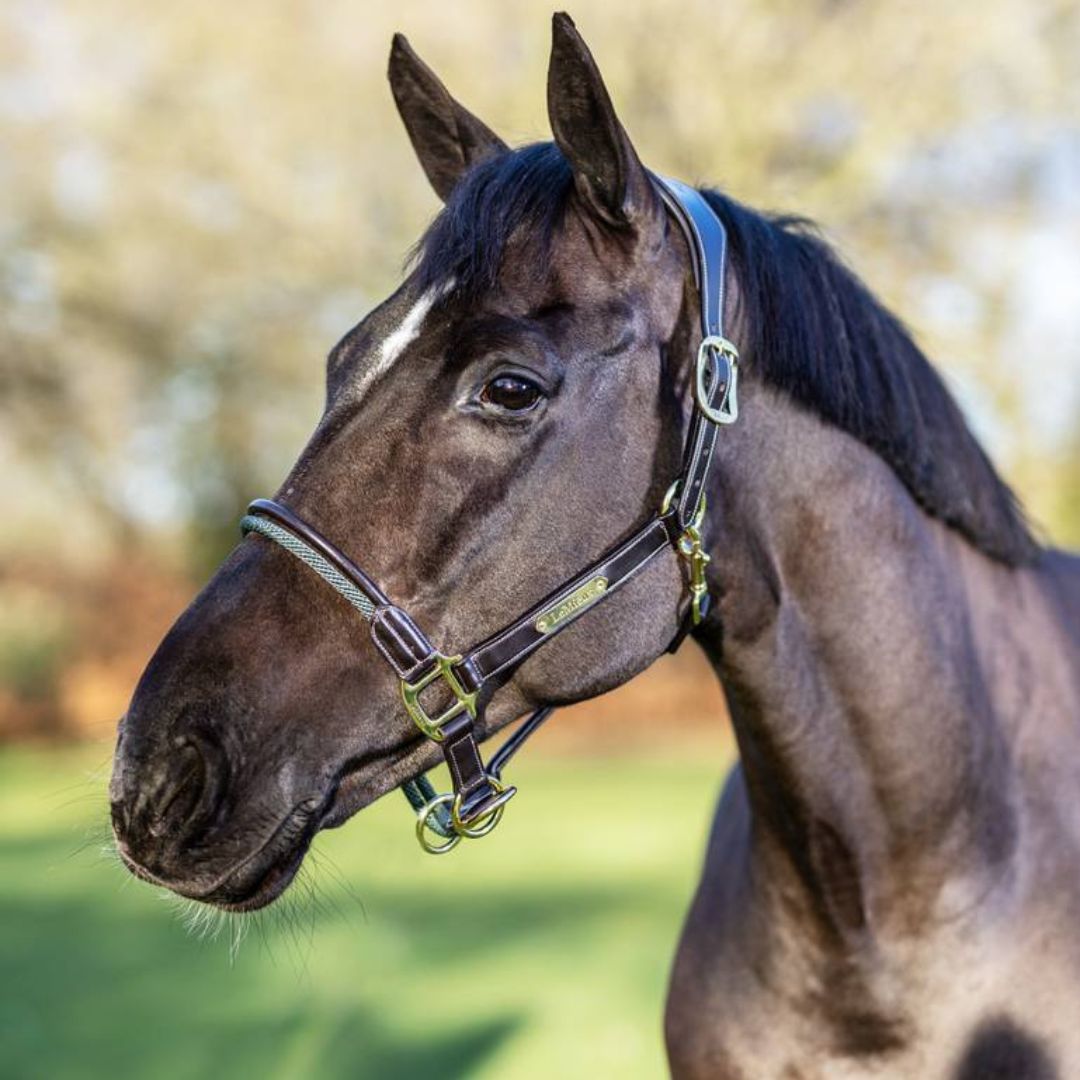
left=0, top=885, right=523, bottom=1080
left=0, top=831, right=645, bottom=1080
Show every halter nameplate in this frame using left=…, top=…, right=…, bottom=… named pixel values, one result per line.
left=535, top=576, right=608, bottom=634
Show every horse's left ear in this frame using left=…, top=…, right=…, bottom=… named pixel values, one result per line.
left=547, top=13, right=659, bottom=230
left=388, top=33, right=508, bottom=201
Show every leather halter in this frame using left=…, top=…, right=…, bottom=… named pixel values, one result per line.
left=240, top=174, right=739, bottom=853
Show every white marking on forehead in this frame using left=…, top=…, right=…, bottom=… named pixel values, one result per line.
left=349, top=284, right=442, bottom=401
left=380, top=289, right=437, bottom=368
left=345, top=278, right=454, bottom=402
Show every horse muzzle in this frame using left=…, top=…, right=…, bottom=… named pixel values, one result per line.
left=110, top=721, right=323, bottom=911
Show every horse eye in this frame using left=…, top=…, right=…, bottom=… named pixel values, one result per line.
left=480, top=375, right=544, bottom=413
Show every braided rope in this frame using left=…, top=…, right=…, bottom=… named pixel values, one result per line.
left=240, top=515, right=377, bottom=620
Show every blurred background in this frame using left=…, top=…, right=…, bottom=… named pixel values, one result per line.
left=1, top=1, right=1078, bottom=1077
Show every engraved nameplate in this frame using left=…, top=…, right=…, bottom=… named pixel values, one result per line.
left=534, top=577, right=608, bottom=634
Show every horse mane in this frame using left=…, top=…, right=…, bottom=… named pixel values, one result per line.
left=413, top=142, right=1037, bottom=567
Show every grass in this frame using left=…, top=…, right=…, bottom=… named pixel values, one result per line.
left=0, top=740, right=733, bottom=1080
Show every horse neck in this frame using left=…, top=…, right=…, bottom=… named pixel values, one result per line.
left=691, top=379, right=1028, bottom=930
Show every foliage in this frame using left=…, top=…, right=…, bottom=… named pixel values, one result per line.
left=3, top=0, right=1079, bottom=567
left=0, top=1, right=1077, bottom=737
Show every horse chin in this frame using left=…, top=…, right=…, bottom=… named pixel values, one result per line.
left=115, top=797, right=322, bottom=914
left=199, top=841, right=311, bottom=913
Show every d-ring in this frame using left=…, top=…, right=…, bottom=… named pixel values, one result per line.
left=660, top=480, right=681, bottom=516
left=416, top=793, right=461, bottom=854
left=660, top=480, right=706, bottom=531
left=451, top=778, right=514, bottom=839
left=695, top=336, right=739, bottom=425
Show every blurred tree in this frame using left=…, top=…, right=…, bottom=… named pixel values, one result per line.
left=0, top=0, right=1077, bottom=734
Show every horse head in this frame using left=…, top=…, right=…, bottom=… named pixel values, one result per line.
left=110, top=15, right=708, bottom=909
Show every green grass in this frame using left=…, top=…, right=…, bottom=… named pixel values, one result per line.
left=0, top=741, right=732, bottom=1080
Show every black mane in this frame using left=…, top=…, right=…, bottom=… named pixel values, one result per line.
left=415, top=142, right=572, bottom=300
left=701, top=188, right=1036, bottom=566
left=414, top=143, right=1036, bottom=566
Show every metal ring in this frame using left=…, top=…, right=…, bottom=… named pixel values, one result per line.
left=695, top=336, right=739, bottom=425
left=661, top=480, right=707, bottom=532
left=415, top=793, right=461, bottom=854
left=451, top=778, right=512, bottom=839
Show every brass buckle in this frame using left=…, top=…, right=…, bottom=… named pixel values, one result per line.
left=695, top=336, right=739, bottom=425
left=400, top=653, right=478, bottom=742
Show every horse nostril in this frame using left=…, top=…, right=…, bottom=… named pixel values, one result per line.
left=148, top=741, right=206, bottom=837
left=116, top=730, right=230, bottom=855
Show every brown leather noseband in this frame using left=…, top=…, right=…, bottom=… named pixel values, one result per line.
left=240, top=175, right=739, bottom=853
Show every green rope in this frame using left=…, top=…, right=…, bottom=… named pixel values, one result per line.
left=240, top=515, right=377, bottom=620
left=241, top=511, right=452, bottom=838
left=401, top=775, right=456, bottom=838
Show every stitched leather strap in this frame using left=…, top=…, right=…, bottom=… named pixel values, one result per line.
left=653, top=176, right=732, bottom=531
left=454, top=514, right=675, bottom=693
left=370, top=605, right=437, bottom=680
left=655, top=176, right=727, bottom=339
left=439, top=714, right=491, bottom=813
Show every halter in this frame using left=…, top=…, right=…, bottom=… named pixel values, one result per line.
left=239, top=175, right=739, bottom=854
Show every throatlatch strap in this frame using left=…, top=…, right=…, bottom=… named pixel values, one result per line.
left=653, top=175, right=734, bottom=531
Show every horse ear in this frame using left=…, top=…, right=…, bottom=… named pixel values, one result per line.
left=546, top=13, right=657, bottom=229
left=388, top=33, right=508, bottom=201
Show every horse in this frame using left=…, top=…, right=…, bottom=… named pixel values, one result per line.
left=110, top=13, right=1080, bottom=1078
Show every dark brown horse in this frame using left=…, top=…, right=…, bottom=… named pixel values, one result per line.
left=110, top=14, right=1080, bottom=1078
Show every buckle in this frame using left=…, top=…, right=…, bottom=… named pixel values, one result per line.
left=695, top=336, right=739, bottom=425
left=400, top=654, right=478, bottom=742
